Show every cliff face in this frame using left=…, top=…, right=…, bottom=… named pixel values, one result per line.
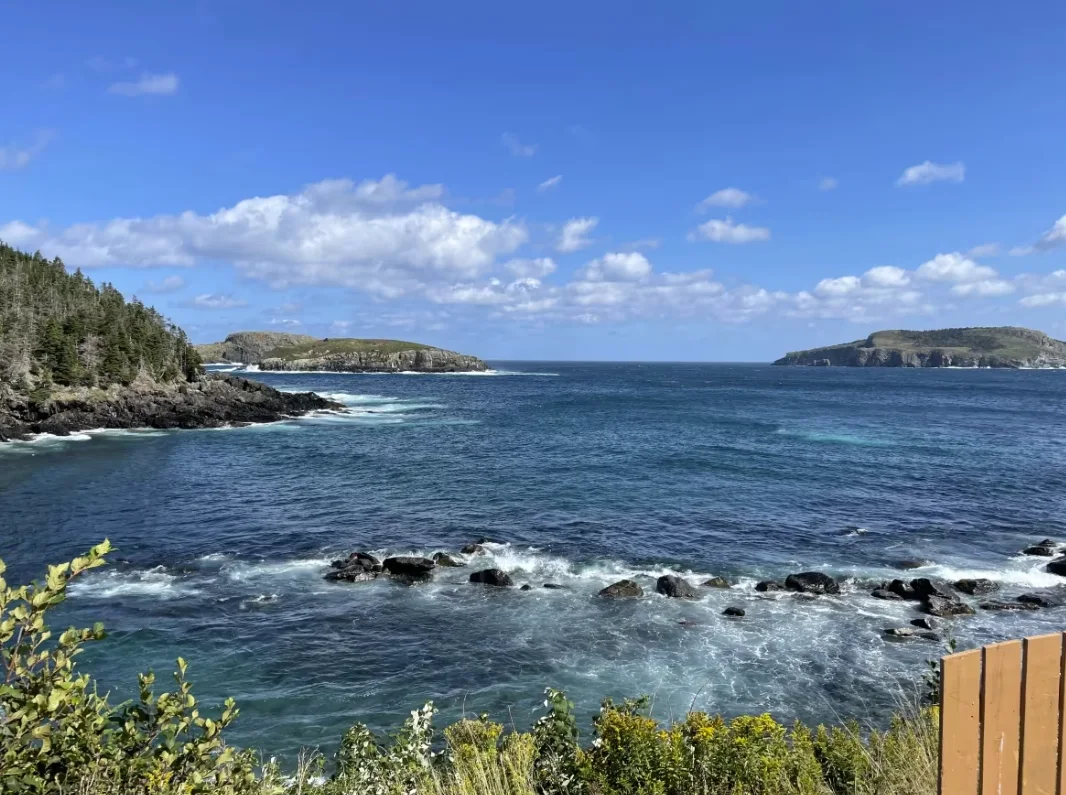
left=774, top=327, right=1066, bottom=368
left=259, top=347, right=488, bottom=373
left=195, top=332, right=317, bottom=364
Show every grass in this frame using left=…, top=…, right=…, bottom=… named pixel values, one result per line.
left=264, top=338, right=436, bottom=360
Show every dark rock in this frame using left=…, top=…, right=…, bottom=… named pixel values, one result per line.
left=1046, top=557, right=1066, bottom=577
left=543, top=583, right=566, bottom=590
left=888, top=579, right=920, bottom=600
left=910, top=617, right=940, bottom=631
left=324, top=569, right=379, bottom=583
left=911, top=578, right=958, bottom=601
left=893, top=559, right=931, bottom=570
left=383, top=557, right=435, bottom=581
left=1017, top=592, right=1065, bottom=608
left=702, top=576, right=731, bottom=588
left=792, top=593, right=818, bottom=602
left=785, top=572, right=840, bottom=595
left=656, top=575, right=700, bottom=598
left=918, top=631, right=942, bottom=641
left=722, top=607, right=745, bottom=617
left=1023, top=545, right=1055, bottom=557
left=432, top=552, right=465, bottom=567
left=520, top=584, right=533, bottom=591
left=953, top=578, right=997, bottom=596
left=755, top=580, right=783, bottom=592
left=469, top=568, right=514, bottom=587
left=475, top=536, right=501, bottom=545
left=979, top=601, right=1040, bottom=612
left=884, top=627, right=916, bottom=638
left=599, top=580, right=643, bottom=598
left=921, top=596, right=975, bottom=617
left=460, top=543, right=487, bottom=555
left=331, top=552, right=382, bottom=571
left=871, top=589, right=903, bottom=601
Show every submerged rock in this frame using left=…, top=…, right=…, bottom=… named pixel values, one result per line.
left=599, top=580, right=643, bottom=598
left=953, top=578, right=997, bottom=596
left=1017, top=592, right=1066, bottom=608
left=910, top=617, right=940, bottom=631
left=1046, top=557, right=1066, bottom=576
left=921, top=596, right=975, bottom=617
left=755, top=580, right=783, bottom=592
left=432, top=552, right=465, bottom=567
left=893, top=559, right=932, bottom=570
left=884, top=627, right=917, bottom=638
left=722, top=607, right=745, bottom=617
left=383, top=557, right=435, bottom=582
left=469, top=568, right=514, bottom=587
left=1023, top=544, right=1055, bottom=557
left=324, top=569, right=379, bottom=583
left=520, top=584, right=533, bottom=591
left=543, top=583, right=566, bottom=590
left=785, top=572, right=840, bottom=595
left=702, top=576, right=731, bottom=588
left=871, top=588, right=903, bottom=601
left=331, top=552, right=382, bottom=572
left=656, top=575, right=699, bottom=598
left=460, top=543, right=488, bottom=555
left=979, top=601, right=1040, bottom=612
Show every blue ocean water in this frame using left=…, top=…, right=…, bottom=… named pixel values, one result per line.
left=2, top=362, right=1066, bottom=760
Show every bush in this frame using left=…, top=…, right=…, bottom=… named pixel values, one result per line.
left=1, top=544, right=940, bottom=795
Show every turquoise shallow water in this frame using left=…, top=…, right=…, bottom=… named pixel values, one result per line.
left=2, top=362, right=1066, bottom=759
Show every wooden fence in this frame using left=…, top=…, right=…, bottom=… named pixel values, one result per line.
left=940, top=632, right=1066, bottom=795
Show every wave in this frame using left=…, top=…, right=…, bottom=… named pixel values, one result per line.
left=69, top=566, right=198, bottom=600
left=775, top=428, right=891, bottom=447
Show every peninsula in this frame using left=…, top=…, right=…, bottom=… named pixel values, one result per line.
left=197, top=333, right=489, bottom=373
left=773, top=327, right=1066, bottom=368
left=0, top=243, right=339, bottom=441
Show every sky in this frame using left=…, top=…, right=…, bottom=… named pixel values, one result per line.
left=2, top=1, right=1065, bottom=362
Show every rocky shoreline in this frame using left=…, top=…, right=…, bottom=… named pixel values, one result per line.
left=323, top=536, right=1066, bottom=640
left=0, top=373, right=342, bottom=442
left=259, top=348, right=488, bottom=373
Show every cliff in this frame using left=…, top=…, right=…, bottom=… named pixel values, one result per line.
left=259, top=339, right=488, bottom=373
left=773, top=327, right=1066, bottom=368
left=195, top=332, right=318, bottom=364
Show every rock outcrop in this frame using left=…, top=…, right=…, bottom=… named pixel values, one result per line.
left=469, top=569, right=514, bottom=587
left=599, top=580, right=643, bottom=598
left=656, top=575, right=699, bottom=598
left=785, top=572, right=840, bottom=595
left=774, top=327, right=1066, bottom=368
left=260, top=347, right=487, bottom=374
left=195, top=332, right=318, bottom=364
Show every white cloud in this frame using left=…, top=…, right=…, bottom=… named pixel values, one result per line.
left=501, top=133, right=536, bottom=157
left=3, top=176, right=528, bottom=296
left=818, top=177, right=838, bottom=191
left=1020, top=292, right=1066, bottom=308
left=951, top=279, right=1015, bottom=297
left=141, top=275, right=186, bottom=294
left=537, top=175, right=562, bottom=192
left=557, top=217, right=598, bottom=253
left=188, top=293, right=246, bottom=310
left=689, top=217, right=770, bottom=244
left=1010, top=246, right=1035, bottom=257
left=968, top=243, right=1000, bottom=258
left=916, top=253, right=997, bottom=283
left=0, top=130, right=55, bottom=170
left=108, top=72, right=180, bottom=96
left=268, top=318, right=302, bottom=327
left=862, top=266, right=910, bottom=288
left=505, top=257, right=557, bottom=278
left=697, top=188, right=754, bottom=211
left=1035, top=214, right=1066, bottom=251
left=896, top=160, right=965, bottom=186
left=580, top=252, right=652, bottom=282
left=814, top=276, right=860, bottom=297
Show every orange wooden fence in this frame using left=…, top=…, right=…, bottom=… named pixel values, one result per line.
left=940, top=632, right=1066, bottom=795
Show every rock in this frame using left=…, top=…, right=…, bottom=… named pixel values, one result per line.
left=1046, top=557, right=1066, bottom=577
left=910, top=617, right=940, bottom=631
left=979, top=601, right=1040, bottom=612
left=520, top=584, right=533, bottom=591
left=722, top=607, right=745, bottom=617
left=543, top=583, right=566, bottom=590
left=460, top=543, right=488, bottom=555
left=1023, top=545, right=1055, bottom=557
left=871, top=589, right=903, bottom=601
left=884, top=627, right=916, bottom=638
left=1038, top=538, right=1057, bottom=547
left=656, top=575, right=700, bottom=598
left=911, top=578, right=958, bottom=601
left=918, top=631, right=942, bottom=641
left=953, top=578, right=997, bottom=596
left=755, top=580, right=783, bottom=592
left=785, top=572, right=840, bottom=595
left=702, top=577, right=731, bottom=588
left=893, top=559, right=931, bottom=570
left=474, top=536, right=501, bottom=545
left=324, top=569, right=379, bottom=583
left=331, top=552, right=382, bottom=572
left=599, top=580, right=643, bottom=598
left=432, top=552, right=465, bottom=567
left=1017, top=592, right=1066, bottom=608
left=382, top=557, right=435, bottom=582
left=887, top=579, right=920, bottom=600
left=921, top=596, right=975, bottom=617
left=258, top=345, right=489, bottom=374
left=469, top=569, right=514, bottom=587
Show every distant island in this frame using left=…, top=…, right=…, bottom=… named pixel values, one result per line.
left=197, top=332, right=488, bottom=373
left=0, top=243, right=338, bottom=441
left=774, top=327, right=1066, bottom=368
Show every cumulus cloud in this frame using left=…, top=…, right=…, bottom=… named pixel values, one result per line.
left=504, top=257, right=557, bottom=278
left=537, top=175, right=562, bottom=192
left=557, top=217, right=598, bottom=253
left=916, top=253, right=997, bottom=283
left=108, top=72, right=180, bottom=96
left=689, top=217, right=770, bottom=244
left=968, top=243, right=1000, bottom=258
left=862, top=266, right=910, bottom=288
left=501, top=133, right=537, bottom=157
left=0, top=130, right=56, bottom=170
left=579, top=252, right=652, bottom=282
left=697, top=188, right=754, bottom=210
left=187, top=293, right=246, bottom=310
left=951, top=279, right=1015, bottom=297
left=2, top=175, right=528, bottom=296
left=1035, top=214, right=1066, bottom=251
left=818, top=177, right=838, bottom=191
left=896, top=161, right=965, bottom=186
left=140, top=275, right=186, bottom=294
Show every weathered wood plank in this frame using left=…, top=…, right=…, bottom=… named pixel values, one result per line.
left=982, top=640, right=1023, bottom=795
left=941, top=648, right=982, bottom=795
left=1019, top=633, right=1063, bottom=795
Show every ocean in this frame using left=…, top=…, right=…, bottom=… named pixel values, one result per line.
left=2, top=362, right=1065, bottom=760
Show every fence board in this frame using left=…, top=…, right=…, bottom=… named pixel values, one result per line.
left=982, top=640, right=1023, bottom=795
left=1019, top=633, right=1063, bottom=795
left=941, top=648, right=982, bottom=795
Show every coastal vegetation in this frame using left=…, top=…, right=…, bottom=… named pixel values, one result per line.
left=774, top=326, right=1066, bottom=368
left=1, top=544, right=941, bottom=795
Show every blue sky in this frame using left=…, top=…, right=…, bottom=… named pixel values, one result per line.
left=2, top=1, right=1065, bottom=361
